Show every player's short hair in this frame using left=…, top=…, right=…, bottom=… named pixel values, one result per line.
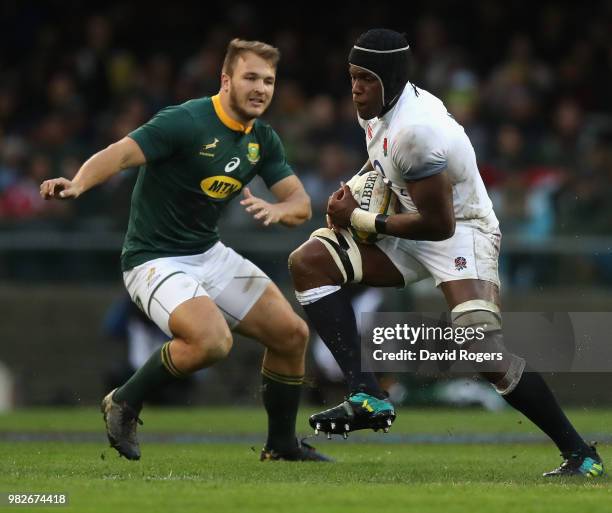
left=222, top=38, right=280, bottom=76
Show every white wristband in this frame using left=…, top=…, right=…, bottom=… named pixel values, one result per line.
left=350, top=208, right=378, bottom=233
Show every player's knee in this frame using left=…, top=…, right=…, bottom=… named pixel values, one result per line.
left=272, top=316, right=309, bottom=358
left=209, top=326, right=233, bottom=363
left=453, top=298, right=505, bottom=371
left=289, top=243, right=325, bottom=279
left=484, top=350, right=525, bottom=395
left=289, top=317, right=309, bottom=355
left=452, top=299, right=501, bottom=332
left=187, top=323, right=233, bottom=367
left=289, top=240, right=343, bottom=288
left=452, top=299, right=526, bottom=394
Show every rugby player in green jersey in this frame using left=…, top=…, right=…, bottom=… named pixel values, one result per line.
left=40, top=39, right=329, bottom=462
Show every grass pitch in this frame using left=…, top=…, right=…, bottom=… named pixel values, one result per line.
left=1, top=407, right=610, bottom=513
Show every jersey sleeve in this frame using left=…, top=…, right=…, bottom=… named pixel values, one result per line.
left=391, top=125, right=448, bottom=181
left=128, top=106, right=195, bottom=162
left=257, top=128, right=294, bottom=188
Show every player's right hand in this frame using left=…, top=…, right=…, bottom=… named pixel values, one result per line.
left=40, top=177, right=82, bottom=200
left=327, top=183, right=356, bottom=229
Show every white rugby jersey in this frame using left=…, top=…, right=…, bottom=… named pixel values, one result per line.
left=359, top=84, right=497, bottom=225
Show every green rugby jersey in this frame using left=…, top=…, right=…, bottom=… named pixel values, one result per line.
left=121, top=95, right=293, bottom=271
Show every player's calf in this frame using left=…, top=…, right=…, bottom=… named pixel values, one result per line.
left=292, top=228, right=387, bottom=399
left=452, top=299, right=601, bottom=468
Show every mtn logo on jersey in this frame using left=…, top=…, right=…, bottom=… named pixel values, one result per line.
left=200, top=176, right=243, bottom=199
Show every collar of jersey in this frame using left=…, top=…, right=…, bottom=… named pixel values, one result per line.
left=378, top=98, right=398, bottom=123
left=378, top=83, right=411, bottom=123
left=212, top=94, right=253, bottom=134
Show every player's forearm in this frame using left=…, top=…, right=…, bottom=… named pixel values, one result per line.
left=71, top=143, right=133, bottom=196
left=276, top=191, right=312, bottom=226
left=384, top=211, right=455, bottom=241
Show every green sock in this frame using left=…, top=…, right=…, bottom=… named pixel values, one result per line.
left=261, top=368, right=303, bottom=453
left=113, top=341, right=184, bottom=410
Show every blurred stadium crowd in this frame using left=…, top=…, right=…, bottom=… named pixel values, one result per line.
left=1, top=1, right=612, bottom=285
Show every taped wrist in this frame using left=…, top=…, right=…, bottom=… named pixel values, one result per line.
left=350, top=209, right=388, bottom=234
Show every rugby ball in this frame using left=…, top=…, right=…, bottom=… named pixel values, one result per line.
left=345, top=170, right=399, bottom=244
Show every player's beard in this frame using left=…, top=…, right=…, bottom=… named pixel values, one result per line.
left=229, top=88, right=266, bottom=123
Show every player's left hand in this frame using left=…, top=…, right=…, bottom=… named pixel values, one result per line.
left=327, top=184, right=358, bottom=229
left=240, top=187, right=283, bottom=226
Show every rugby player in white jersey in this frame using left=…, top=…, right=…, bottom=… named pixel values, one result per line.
left=289, top=28, right=603, bottom=477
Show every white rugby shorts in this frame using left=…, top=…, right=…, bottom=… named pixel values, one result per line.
left=123, top=242, right=271, bottom=337
left=376, top=212, right=501, bottom=288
